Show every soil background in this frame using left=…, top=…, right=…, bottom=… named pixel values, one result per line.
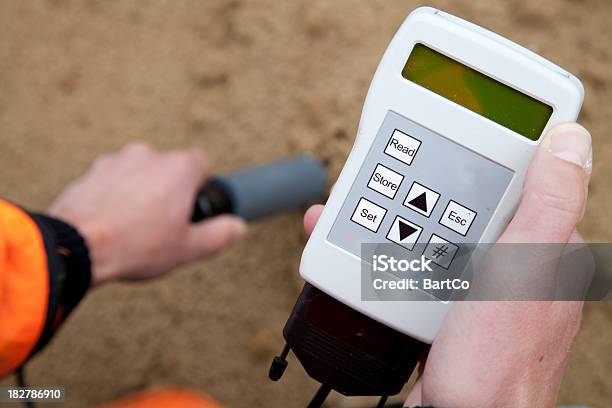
left=0, top=1, right=610, bottom=407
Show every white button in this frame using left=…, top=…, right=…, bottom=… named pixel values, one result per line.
left=351, top=198, right=387, bottom=233
left=439, top=200, right=477, bottom=236
left=367, top=164, right=404, bottom=199
left=403, top=181, right=440, bottom=217
left=384, top=129, right=422, bottom=166
left=386, top=216, right=422, bottom=250
left=423, top=234, right=459, bottom=269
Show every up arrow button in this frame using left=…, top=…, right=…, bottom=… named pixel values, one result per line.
left=403, top=181, right=441, bottom=218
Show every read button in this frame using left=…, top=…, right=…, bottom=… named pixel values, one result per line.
left=384, top=129, right=422, bottom=166
left=439, top=200, right=477, bottom=236
left=351, top=197, right=387, bottom=233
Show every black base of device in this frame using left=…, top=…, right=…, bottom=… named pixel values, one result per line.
left=270, top=283, right=427, bottom=400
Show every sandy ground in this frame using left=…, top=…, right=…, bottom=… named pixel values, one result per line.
left=0, top=0, right=611, bottom=407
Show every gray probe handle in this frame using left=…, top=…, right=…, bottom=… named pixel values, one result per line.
left=212, top=154, right=327, bottom=221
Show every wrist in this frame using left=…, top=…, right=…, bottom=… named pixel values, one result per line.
left=73, top=220, right=119, bottom=287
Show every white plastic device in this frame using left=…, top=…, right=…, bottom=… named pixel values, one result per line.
left=300, top=7, right=584, bottom=343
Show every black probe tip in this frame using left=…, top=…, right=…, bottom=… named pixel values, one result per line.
left=269, top=356, right=288, bottom=381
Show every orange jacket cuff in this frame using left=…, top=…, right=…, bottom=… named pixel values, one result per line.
left=0, top=199, right=49, bottom=377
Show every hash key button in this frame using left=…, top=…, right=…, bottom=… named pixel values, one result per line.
left=439, top=200, right=477, bottom=236
left=384, top=129, right=422, bottom=166
left=351, top=198, right=387, bottom=233
left=423, top=234, right=459, bottom=269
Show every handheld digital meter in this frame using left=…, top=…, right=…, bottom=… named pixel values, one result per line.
left=271, top=7, right=584, bottom=405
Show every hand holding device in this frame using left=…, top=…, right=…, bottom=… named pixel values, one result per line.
left=272, top=7, right=586, bottom=406
left=49, top=146, right=327, bottom=287
left=304, top=123, right=592, bottom=407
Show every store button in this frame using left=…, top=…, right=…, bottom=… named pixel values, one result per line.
left=351, top=198, right=387, bottom=233
left=367, top=163, right=404, bottom=199
left=439, top=200, right=477, bottom=236
left=384, top=129, right=422, bottom=166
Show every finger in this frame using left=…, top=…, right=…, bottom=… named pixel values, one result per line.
left=186, top=149, right=211, bottom=187
left=166, top=149, right=211, bottom=190
left=500, top=123, right=592, bottom=244
left=404, top=379, right=423, bottom=407
left=303, top=204, right=324, bottom=235
left=184, top=215, right=247, bottom=261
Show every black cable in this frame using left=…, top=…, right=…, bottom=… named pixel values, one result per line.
left=279, top=343, right=290, bottom=360
left=376, top=395, right=389, bottom=408
left=307, top=384, right=332, bottom=408
left=16, top=367, right=36, bottom=408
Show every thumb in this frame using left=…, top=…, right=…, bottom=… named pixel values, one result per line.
left=184, top=215, right=247, bottom=261
left=500, top=123, right=592, bottom=244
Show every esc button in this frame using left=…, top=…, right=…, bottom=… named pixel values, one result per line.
left=439, top=200, right=477, bottom=236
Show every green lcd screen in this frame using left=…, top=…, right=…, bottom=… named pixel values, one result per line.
left=402, top=44, right=553, bottom=141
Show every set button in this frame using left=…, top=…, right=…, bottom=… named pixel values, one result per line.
left=384, top=129, right=421, bottom=166
left=351, top=197, right=387, bottom=233
left=367, top=163, right=404, bottom=199
left=439, top=200, right=477, bottom=236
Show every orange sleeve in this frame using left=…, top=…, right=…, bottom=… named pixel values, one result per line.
left=95, top=388, right=223, bottom=408
left=0, top=199, right=49, bottom=377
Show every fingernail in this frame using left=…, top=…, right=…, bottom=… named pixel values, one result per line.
left=545, top=123, right=592, bottom=170
left=230, top=219, right=248, bottom=243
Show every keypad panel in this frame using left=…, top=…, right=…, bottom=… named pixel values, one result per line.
left=328, top=110, right=513, bottom=279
